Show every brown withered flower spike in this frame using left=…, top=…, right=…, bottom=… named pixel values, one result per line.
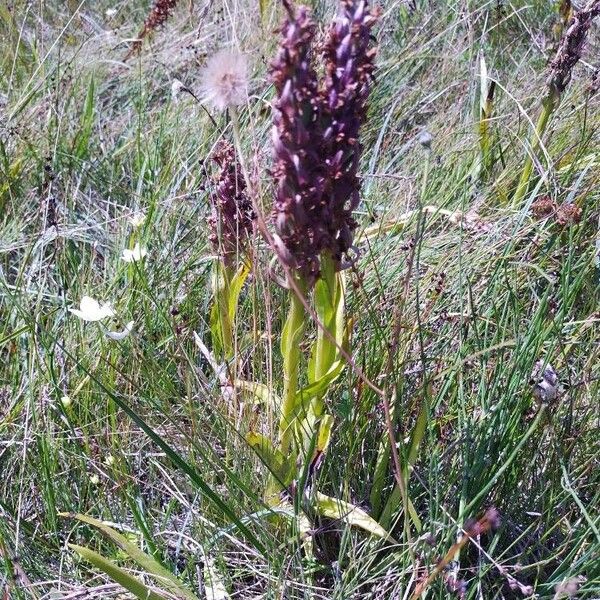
left=547, top=0, right=600, bottom=99
left=126, top=0, right=180, bottom=59
left=209, top=141, right=254, bottom=265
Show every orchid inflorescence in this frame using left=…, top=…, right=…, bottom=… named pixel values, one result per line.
left=271, top=0, right=379, bottom=286
left=547, top=0, right=600, bottom=98
left=208, top=140, right=254, bottom=266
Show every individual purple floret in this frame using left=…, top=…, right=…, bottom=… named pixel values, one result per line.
left=209, top=141, right=254, bottom=265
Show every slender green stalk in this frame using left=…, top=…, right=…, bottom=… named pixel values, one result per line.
left=477, top=85, right=495, bottom=180
left=211, top=261, right=234, bottom=360
left=229, top=107, right=252, bottom=195
left=278, top=280, right=308, bottom=456
left=464, top=405, right=547, bottom=514
left=512, top=95, right=557, bottom=207
left=309, top=253, right=340, bottom=419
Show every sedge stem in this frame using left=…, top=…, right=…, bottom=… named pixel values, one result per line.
left=512, top=95, right=557, bottom=207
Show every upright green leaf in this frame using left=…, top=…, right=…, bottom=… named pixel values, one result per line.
left=74, top=77, right=95, bottom=160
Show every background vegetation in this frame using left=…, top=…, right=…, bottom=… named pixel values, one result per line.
left=0, top=0, right=598, bottom=598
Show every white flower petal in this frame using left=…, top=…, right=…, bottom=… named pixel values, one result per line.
left=102, top=304, right=115, bottom=318
left=69, top=296, right=115, bottom=322
left=80, top=295, right=100, bottom=312
left=121, top=243, right=147, bottom=263
left=128, top=212, right=146, bottom=228
left=106, top=320, right=134, bottom=341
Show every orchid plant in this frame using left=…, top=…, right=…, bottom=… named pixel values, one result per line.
left=207, top=140, right=254, bottom=360
left=243, top=0, right=381, bottom=534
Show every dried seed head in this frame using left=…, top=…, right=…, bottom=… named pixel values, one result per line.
left=418, top=129, right=433, bottom=149
left=531, top=195, right=558, bottom=218
left=209, top=141, right=254, bottom=265
left=531, top=360, right=560, bottom=403
left=144, top=0, right=178, bottom=32
left=127, top=0, right=179, bottom=58
left=555, top=203, right=582, bottom=225
left=200, top=50, right=248, bottom=111
left=547, top=1, right=600, bottom=97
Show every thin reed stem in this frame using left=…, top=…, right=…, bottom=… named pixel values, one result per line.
left=512, top=96, right=556, bottom=207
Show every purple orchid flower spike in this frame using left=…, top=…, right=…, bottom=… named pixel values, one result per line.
left=270, top=0, right=379, bottom=285
left=321, top=0, right=379, bottom=267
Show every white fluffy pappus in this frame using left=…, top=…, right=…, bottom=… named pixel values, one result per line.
left=200, top=49, right=248, bottom=111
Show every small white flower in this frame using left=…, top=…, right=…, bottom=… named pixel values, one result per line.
left=105, top=320, right=135, bottom=341
left=105, top=7, right=117, bottom=18
left=128, top=212, right=146, bottom=228
left=60, top=395, right=72, bottom=408
left=171, top=79, right=185, bottom=103
left=417, top=129, right=433, bottom=149
left=121, top=243, right=148, bottom=263
left=200, top=49, right=248, bottom=111
left=69, top=296, right=115, bottom=322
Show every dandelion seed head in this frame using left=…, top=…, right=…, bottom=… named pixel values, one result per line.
left=417, top=129, right=433, bottom=149
left=200, top=50, right=248, bottom=111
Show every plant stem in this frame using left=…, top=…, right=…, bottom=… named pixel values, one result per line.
left=310, top=252, right=339, bottom=418
left=229, top=107, right=252, bottom=194
left=278, top=279, right=307, bottom=456
left=212, top=261, right=234, bottom=360
left=512, top=95, right=557, bottom=207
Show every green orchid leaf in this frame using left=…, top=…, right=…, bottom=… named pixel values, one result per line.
left=68, top=544, right=168, bottom=600
left=314, top=493, right=396, bottom=543
left=60, top=513, right=198, bottom=600
left=294, top=359, right=344, bottom=409
left=227, top=262, right=250, bottom=322
left=246, top=432, right=295, bottom=487
left=317, top=414, right=334, bottom=453
left=234, top=379, right=281, bottom=407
